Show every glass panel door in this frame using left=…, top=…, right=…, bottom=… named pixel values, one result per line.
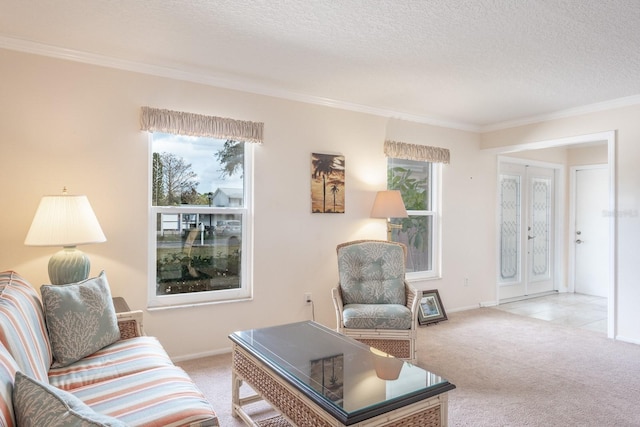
left=525, top=167, right=554, bottom=295
left=529, top=175, right=552, bottom=283
left=500, top=174, right=521, bottom=283
left=499, top=163, right=555, bottom=300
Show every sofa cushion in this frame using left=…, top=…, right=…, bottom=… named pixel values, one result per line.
left=337, top=241, right=406, bottom=305
left=41, top=271, right=120, bottom=368
left=343, top=303, right=413, bottom=329
left=13, top=371, right=127, bottom=427
left=49, top=336, right=174, bottom=391
left=0, top=271, right=52, bottom=383
left=71, top=365, right=218, bottom=426
left=0, top=341, right=18, bottom=427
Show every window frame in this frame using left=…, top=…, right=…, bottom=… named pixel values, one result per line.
left=388, top=159, right=441, bottom=281
left=147, top=135, right=254, bottom=309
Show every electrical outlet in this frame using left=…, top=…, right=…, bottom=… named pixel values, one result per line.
left=464, top=278, right=469, bottom=287
left=304, top=292, right=312, bottom=304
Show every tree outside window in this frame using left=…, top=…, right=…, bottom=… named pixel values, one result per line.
left=150, top=133, right=251, bottom=307
left=388, top=158, right=438, bottom=276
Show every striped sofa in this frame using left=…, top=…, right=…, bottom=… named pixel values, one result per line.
left=0, top=271, right=218, bottom=426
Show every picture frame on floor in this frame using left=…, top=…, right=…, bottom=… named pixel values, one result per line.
left=418, top=289, right=447, bottom=326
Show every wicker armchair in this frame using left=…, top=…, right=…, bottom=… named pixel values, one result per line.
left=331, top=240, right=418, bottom=362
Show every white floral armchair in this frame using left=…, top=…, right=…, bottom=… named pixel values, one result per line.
left=331, top=240, right=418, bottom=362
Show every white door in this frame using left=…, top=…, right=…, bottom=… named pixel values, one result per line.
left=574, top=166, right=609, bottom=297
left=499, top=163, right=555, bottom=300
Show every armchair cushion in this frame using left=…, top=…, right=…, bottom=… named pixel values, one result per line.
left=41, top=272, right=120, bottom=368
left=337, top=241, right=406, bottom=305
left=343, top=304, right=412, bottom=330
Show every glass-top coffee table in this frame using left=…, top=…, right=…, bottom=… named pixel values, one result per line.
left=229, top=321, right=455, bottom=426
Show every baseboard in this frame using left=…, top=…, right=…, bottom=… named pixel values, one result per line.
left=171, top=346, right=232, bottom=363
left=447, top=304, right=492, bottom=313
left=615, top=335, right=640, bottom=345
left=479, top=301, right=498, bottom=308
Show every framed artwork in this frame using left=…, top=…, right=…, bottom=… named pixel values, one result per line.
left=311, top=153, right=345, bottom=213
left=418, top=289, right=447, bottom=326
left=309, top=354, right=344, bottom=404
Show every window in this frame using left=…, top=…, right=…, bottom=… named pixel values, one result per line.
left=384, top=140, right=448, bottom=280
left=141, top=107, right=262, bottom=308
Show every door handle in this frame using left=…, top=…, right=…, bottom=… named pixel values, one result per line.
left=528, top=235, right=535, bottom=240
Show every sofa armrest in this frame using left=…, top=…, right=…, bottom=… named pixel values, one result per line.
left=116, top=310, right=144, bottom=339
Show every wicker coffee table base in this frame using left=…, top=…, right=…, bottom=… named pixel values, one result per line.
left=232, top=345, right=448, bottom=427
left=255, top=415, right=291, bottom=427
left=356, top=338, right=411, bottom=360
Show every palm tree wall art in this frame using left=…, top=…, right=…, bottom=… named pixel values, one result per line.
left=311, top=153, right=345, bottom=213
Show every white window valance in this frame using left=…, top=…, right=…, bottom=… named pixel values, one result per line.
left=140, top=106, right=263, bottom=143
left=384, top=140, right=450, bottom=164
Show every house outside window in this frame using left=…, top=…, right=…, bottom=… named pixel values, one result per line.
left=384, top=140, right=448, bottom=280
left=141, top=107, right=262, bottom=308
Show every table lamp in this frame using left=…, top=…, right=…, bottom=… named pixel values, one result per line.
left=370, top=190, right=408, bottom=240
left=24, top=188, right=106, bottom=285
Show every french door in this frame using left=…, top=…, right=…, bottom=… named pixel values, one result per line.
left=499, top=163, right=555, bottom=300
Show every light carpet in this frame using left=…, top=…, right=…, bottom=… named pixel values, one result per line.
left=177, top=308, right=640, bottom=426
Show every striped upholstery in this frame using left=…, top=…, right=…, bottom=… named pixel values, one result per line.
left=0, top=341, right=18, bottom=427
left=72, top=366, right=219, bottom=426
left=0, top=270, right=219, bottom=426
left=0, top=271, right=52, bottom=382
left=48, top=336, right=174, bottom=391
left=13, top=371, right=128, bottom=427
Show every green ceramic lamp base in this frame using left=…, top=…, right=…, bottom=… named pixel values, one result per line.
left=48, top=247, right=91, bottom=285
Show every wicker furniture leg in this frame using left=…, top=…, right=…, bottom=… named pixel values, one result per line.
left=232, top=366, right=270, bottom=426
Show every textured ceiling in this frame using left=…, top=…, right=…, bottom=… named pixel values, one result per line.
left=1, top=0, right=640, bottom=131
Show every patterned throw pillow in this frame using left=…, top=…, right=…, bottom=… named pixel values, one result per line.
left=12, top=371, right=127, bottom=427
left=41, top=271, right=120, bottom=368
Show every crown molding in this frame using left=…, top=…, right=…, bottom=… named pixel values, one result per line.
left=3, top=36, right=638, bottom=135
left=0, top=36, right=480, bottom=132
left=481, top=95, right=640, bottom=133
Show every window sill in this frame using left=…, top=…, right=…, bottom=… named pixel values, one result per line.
left=406, top=273, right=441, bottom=283
left=147, top=296, right=253, bottom=311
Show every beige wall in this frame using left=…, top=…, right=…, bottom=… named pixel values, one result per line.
left=482, top=108, right=640, bottom=344
left=4, top=47, right=637, bottom=356
left=0, top=48, right=500, bottom=358
left=567, top=144, right=608, bottom=166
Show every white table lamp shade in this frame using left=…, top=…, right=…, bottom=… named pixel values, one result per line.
left=25, top=195, right=106, bottom=246
left=370, top=190, right=408, bottom=219
left=371, top=190, right=408, bottom=240
left=25, top=193, right=106, bottom=284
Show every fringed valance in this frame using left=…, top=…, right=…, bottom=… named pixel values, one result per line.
left=384, top=140, right=450, bottom=164
left=140, top=106, right=263, bottom=143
